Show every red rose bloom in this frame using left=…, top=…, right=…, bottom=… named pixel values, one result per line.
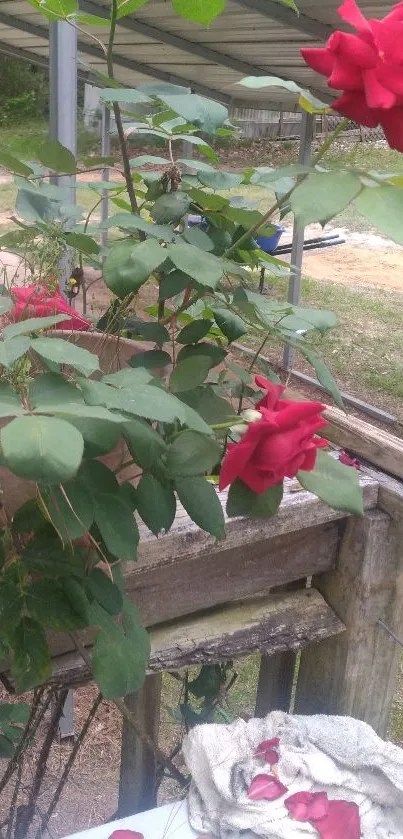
left=219, top=376, right=328, bottom=494
left=301, top=0, right=403, bottom=151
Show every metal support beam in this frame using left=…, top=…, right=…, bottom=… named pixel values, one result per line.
left=49, top=20, right=77, bottom=295
left=101, top=103, right=111, bottom=252
left=233, top=0, right=332, bottom=41
left=283, top=111, right=314, bottom=371
left=0, top=40, right=89, bottom=83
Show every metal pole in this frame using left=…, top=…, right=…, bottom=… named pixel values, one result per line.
left=101, top=103, right=111, bottom=251
left=283, top=111, right=314, bottom=370
left=49, top=20, right=78, bottom=294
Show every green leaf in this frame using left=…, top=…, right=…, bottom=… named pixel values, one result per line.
left=69, top=418, right=122, bottom=457
left=212, top=308, right=247, bottom=343
left=171, top=0, right=225, bottom=23
left=170, top=355, right=211, bottom=393
left=297, top=450, right=363, bottom=515
left=176, top=342, right=227, bottom=368
left=32, top=337, right=99, bottom=377
left=151, top=192, right=191, bottom=224
left=355, top=186, right=403, bottom=246
left=290, top=172, right=361, bottom=226
left=294, top=343, right=344, bottom=409
left=226, top=480, right=283, bottom=518
left=1, top=416, right=84, bottom=483
left=136, top=473, right=176, bottom=535
left=177, top=319, right=213, bottom=344
left=123, top=418, right=167, bottom=470
left=37, top=140, right=76, bottom=174
left=238, top=75, right=301, bottom=92
left=99, top=87, right=151, bottom=104
left=180, top=385, right=234, bottom=424
left=26, top=580, right=87, bottom=631
left=79, top=459, right=119, bottom=496
left=12, top=500, right=47, bottom=534
left=93, top=493, right=139, bottom=560
left=0, top=566, right=23, bottom=632
left=159, top=94, right=228, bottom=135
left=126, top=319, right=170, bottom=344
left=103, top=239, right=166, bottom=298
left=103, top=368, right=153, bottom=388
left=0, top=152, right=33, bottom=177
left=198, top=170, right=243, bottom=190
left=159, top=269, right=191, bottom=299
left=117, top=0, right=149, bottom=18
left=42, top=480, right=93, bottom=540
left=92, top=611, right=150, bottom=700
left=130, top=155, right=170, bottom=166
left=16, top=189, right=54, bottom=223
left=3, top=314, right=67, bottom=339
left=129, top=349, right=171, bottom=370
left=87, top=569, right=123, bottom=616
left=103, top=213, right=175, bottom=242
left=0, top=228, right=39, bottom=249
left=175, top=476, right=225, bottom=538
left=64, top=232, right=100, bottom=255
left=30, top=375, right=81, bottom=412
left=0, top=337, right=30, bottom=368
left=182, top=226, right=214, bottom=252
left=187, top=187, right=229, bottom=211
left=167, top=431, right=221, bottom=477
left=21, top=532, right=86, bottom=578
left=0, top=385, right=26, bottom=418
left=166, top=242, right=223, bottom=288
left=11, top=617, right=51, bottom=692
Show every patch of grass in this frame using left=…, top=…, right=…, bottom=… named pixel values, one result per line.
left=1, top=118, right=98, bottom=162
left=246, top=271, right=403, bottom=410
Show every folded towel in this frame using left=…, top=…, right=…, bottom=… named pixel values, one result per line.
left=183, top=712, right=403, bottom=838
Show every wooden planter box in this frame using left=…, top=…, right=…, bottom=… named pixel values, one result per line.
left=4, top=408, right=403, bottom=816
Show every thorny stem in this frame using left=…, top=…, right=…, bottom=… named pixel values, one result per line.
left=107, top=1, right=142, bottom=222
left=14, top=689, right=69, bottom=839
left=71, top=633, right=187, bottom=788
left=0, top=688, right=50, bottom=798
left=223, top=117, right=350, bottom=259
left=35, top=693, right=103, bottom=839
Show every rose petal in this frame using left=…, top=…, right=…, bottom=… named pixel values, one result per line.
left=338, top=0, right=371, bottom=34
left=380, top=106, right=403, bottom=151
left=255, top=737, right=280, bottom=756
left=285, top=791, right=329, bottom=822
left=247, top=774, right=288, bottom=801
left=331, top=91, right=380, bottom=126
left=109, top=831, right=144, bottom=839
left=339, top=450, right=360, bottom=470
left=300, top=47, right=334, bottom=77
left=313, top=800, right=361, bottom=839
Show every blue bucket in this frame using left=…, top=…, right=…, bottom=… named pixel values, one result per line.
left=187, top=214, right=209, bottom=231
left=255, top=224, right=285, bottom=254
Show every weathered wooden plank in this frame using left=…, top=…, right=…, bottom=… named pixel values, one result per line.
left=44, top=590, right=344, bottom=688
left=127, top=519, right=341, bottom=628
left=295, top=510, right=403, bottom=735
left=322, top=407, right=403, bottom=479
left=118, top=674, right=162, bottom=817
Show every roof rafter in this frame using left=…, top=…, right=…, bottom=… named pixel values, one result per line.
left=0, top=38, right=90, bottom=82
left=233, top=0, right=332, bottom=41
left=79, top=0, right=326, bottom=98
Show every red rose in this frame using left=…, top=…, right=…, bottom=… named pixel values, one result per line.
left=301, top=0, right=403, bottom=151
left=219, top=376, right=328, bottom=494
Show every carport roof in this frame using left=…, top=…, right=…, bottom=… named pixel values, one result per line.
left=0, top=1, right=396, bottom=109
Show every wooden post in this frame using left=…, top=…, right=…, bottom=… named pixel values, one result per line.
left=118, top=674, right=162, bottom=816
left=255, top=651, right=296, bottom=716
left=295, top=510, right=403, bottom=736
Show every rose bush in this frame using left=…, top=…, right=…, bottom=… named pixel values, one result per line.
left=301, top=0, right=403, bottom=150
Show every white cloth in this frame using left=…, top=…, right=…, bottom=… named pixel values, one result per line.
left=182, top=712, right=403, bottom=838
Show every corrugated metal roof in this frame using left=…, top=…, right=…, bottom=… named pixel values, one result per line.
left=0, top=0, right=397, bottom=109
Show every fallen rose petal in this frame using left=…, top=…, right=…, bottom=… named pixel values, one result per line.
left=108, top=831, right=144, bottom=839
left=313, top=800, right=361, bottom=839
left=247, top=774, right=288, bottom=801
left=254, top=738, right=280, bottom=762
left=339, top=450, right=360, bottom=470
left=285, top=791, right=329, bottom=822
